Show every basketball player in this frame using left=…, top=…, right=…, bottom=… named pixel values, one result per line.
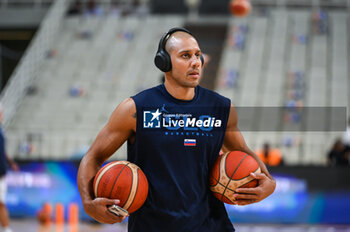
left=77, top=28, right=276, bottom=231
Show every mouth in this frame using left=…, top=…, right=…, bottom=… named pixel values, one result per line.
left=188, top=70, right=200, bottom=78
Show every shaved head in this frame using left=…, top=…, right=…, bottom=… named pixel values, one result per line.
left=165, top=31, right=198, bottom=54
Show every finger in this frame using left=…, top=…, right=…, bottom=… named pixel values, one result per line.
left=100, top=198, right=120, bottom=206
left=234, top=199, right=257, bottom=206
left=250, top=172, right=267, bottom=179
left=235, top=187, right=258, bottom=194
left=234, top=193, right=259, bottom=200
left=99, top=212, right=120, bottom=224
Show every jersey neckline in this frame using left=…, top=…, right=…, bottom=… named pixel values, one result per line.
left=159, top=84, right=200, bottom=105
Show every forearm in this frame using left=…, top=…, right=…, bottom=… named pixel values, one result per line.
left=77, top=153, right=104, bottom=207
left=242, top=147, right=274, bottom=180
left=77, top=152, right=126, bottom=223
left=222, top=129, right=274, bottom=181
left=223, top=108, right=276, bottom=203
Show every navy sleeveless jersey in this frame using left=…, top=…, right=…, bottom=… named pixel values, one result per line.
left=128, top=84, right=234, bottom=232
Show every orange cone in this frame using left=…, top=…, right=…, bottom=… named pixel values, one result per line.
left=55, top=203, right=64, bottom=225
left=37, top=202, right=52, bottom=226
left=68, top=203, right=79, bottom=225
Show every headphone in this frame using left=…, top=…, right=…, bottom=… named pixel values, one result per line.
left=154, top=27, right=204, bottom=72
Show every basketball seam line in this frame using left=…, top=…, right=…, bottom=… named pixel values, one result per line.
left=124, top=168, right=139, bottom=211
left=220, top=167, right=260, bottom=192
left=211, top=180, right=236, bottom=193
left=212, top=177, right=256, bottom=195
left=108, top=162, right=130, bottom=199
left=237, top=178, right=256, bottom=189
left=231, top=166, right=260, bottom=181
left=210, top=175, right=219, bottom=184
left=94, top=162, right=116, bottom=197
left=219, top=153, right=230, bottom=202
left=222, top=154, right=248, bottom=201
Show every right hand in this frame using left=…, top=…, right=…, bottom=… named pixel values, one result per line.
left=84, top=198, right=127, bottom=224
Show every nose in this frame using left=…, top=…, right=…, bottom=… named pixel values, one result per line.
left=191, top=55, right=201, bottom=68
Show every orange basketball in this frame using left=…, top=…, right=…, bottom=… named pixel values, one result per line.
left=93, top=161, right=149, bottom=214
left=209, top=151, right=260, bottom=204
left=229, top=0, right=251, bottom=17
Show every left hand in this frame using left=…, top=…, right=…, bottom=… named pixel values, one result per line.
left=233, top=172, right=276, bottom=206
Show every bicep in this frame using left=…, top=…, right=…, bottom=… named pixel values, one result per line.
left=223, top=130, right=249, bottom=152
left=85, top=98, right=136, bottom=163
left=223, top=104, right=249, bottom=152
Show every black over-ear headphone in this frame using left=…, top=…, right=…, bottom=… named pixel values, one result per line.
left=154, top=27, right=204, bottom=72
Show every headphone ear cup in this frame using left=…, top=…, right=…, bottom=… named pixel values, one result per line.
left=200, top=54, right=205, bottom=66
left=154, top=50, right=172, bottom=72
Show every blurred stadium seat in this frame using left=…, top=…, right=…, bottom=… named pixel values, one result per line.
left=0, top=0, right=348, bottom=165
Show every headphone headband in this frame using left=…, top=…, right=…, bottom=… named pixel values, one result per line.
left=157, top=27, right=192, bottom=54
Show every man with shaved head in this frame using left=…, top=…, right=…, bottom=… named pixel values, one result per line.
left=78, top=28, right=276, bottom=231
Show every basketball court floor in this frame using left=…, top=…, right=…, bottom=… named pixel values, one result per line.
left=10, top=219, right=350, bottom=232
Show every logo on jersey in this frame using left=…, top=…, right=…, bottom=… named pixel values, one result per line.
left=143, top=109, right=161, bottom=128
left=143, top=106, right=222, bottom=131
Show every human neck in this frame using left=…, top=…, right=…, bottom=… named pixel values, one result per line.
left=163, top=80, right=196, bottom=101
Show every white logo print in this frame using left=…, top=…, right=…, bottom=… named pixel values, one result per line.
left=143, top=109, right=161, bottom=128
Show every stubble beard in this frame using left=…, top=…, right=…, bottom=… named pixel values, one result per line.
left=173, top=74, right=201, bottom=89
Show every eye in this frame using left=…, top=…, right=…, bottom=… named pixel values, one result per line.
left=182, top=53, right=190, bottom=58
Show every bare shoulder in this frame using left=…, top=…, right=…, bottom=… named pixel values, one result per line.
left=108, top=98, right=136, bottom=131
left=226, top=103, right=238, bottom=129
left=113, top=98, right=136, bottom=115
left=86, top=98, right=136, bottom=160
left=120, top=97, right=136, bottom=109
